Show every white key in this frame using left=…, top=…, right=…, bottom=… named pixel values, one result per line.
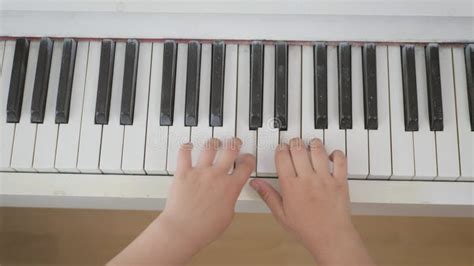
left=368, top=46, right=392, bottom=179
left=122, top=42, right=152, bottom=174
left=55, top=41, right=89, bottom=172
left=77, top=41, right=103, bottom=173
left=0, top=41, right=16, bottom=171
left=413, top=46, right=437, bottom=180
left=235, top=44, right=257, bottom=175
left=388, top=46, right=415, bottom=179
left=280, top=45, right=301, bottom=143
left=435, top=47, right=460, bottom=180
left=167, top=43, right=190, bottom=174
left=100, top=42, right=126, bottom=174
left=257, top=45, right=279, bottom=176
left=144, top=43, right=168, bottom=174
left=213, top=44, right=238, bottom=140
left=301, top=45, right=324, bottom=145
left=213, top=44, right=238, bottom=171
left=190, top=44, right=213, bottom=164
left=346, top=45, right=368, bottom=179
left=33, top=40, right=62, bottom=172
left=0, top=41, right=5, bottom=73
left=11, top=41, right=39, bottom=172
left=453, top=47, right=474, bottom=181
left=324, top=46, right=345, bottom=154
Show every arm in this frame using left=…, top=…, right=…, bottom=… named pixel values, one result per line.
left=250, top=138, right=375, bottom=266
left=108, top=138, right=255, bottom=266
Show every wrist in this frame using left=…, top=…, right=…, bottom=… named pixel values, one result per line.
left=303, top=222, right=373, bottom=265
left=148, top=214, right=202, bottom=265
left=302, top=221, right=359, bottom=259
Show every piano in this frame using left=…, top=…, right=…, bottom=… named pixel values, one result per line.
left=1, top=0, right=473, bottom=217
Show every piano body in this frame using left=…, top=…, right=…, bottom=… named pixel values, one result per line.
left=0, top=0, right=473, bottom=217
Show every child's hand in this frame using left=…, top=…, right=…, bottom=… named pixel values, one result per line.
left=251, top=138, right=352, bottom=245
left=160, top=137, right=255, bottom=254
left=109, top=138, right=255, bottom=266
left=250, top=138, right=374, bottom=266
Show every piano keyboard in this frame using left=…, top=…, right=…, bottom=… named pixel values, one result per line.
left=0, top=38, right=472, bottom=181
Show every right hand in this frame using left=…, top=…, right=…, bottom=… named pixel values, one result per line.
left=250, top=138, right=374, bottom=265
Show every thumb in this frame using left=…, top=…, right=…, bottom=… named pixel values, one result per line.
left=232, top=154, right=256, bottom=187
left=250, top=179, right=285, bottom=223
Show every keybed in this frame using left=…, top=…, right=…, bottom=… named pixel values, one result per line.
left=144, top=43, right=168, bottom=175
left=10, top=40, right=39, bottom=172
left=55, top=41, right=89, bottom=173
left=0, top=37, right=472, bottom=181
left=0, top=41, right=16, bottom=171
left=76, top=41, right=103, bottom=173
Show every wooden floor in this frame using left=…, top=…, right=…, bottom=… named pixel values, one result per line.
left=0, top=208, right=473, bottom=266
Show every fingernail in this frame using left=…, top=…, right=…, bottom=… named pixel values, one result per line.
left=289, top=138, right=298, bottom=147
left=181, top=142, right=193, bottom=150
left=277, top=143, right=289, bottom=151
left=250, top=179, right=261, bottom=191
left=234, top=137, right=243, bottom=146
left=310, top=138, right=322, bottom=149
left=228, top=137, right=242, bottom=150
left=206, top=138, right=221, bottom=149
left=222, top=138, right=240, bottom=150
left=290, top=138, right=303, bottom=148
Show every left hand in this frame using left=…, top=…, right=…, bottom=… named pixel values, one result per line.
left=161, top=138, right=255, bottom=253
left=109, top=138, right=255, bottom=266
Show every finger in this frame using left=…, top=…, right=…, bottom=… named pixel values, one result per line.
left=289, top=138, right=314, bottom=177
left=309, top=138, right=330, bottom=174
left=250, top=179, right=285, bottom=223
left=329, top=150, right=348, bottom=181
left=214, top=138, right=242, bottom=172
left=231, top=154, right=256, bottom=187
left=196, top=138, right=221, bottom=167
left=275, top=143, right=296, bottom=179
left=175, top=143, right=193, bottom=176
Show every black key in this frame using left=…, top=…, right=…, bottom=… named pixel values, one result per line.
left=95, top=39, right=116, bottom=125
left=55, top=38, right=77, bottom=124
left=120, top=39, right=140, bottom=125
left=401, top=45, right=419, bottom=131
left=184, top=41, right=201, bottom=127
left=338, top=43, right=352, bottom=129
left=249, top=41, right=264, bottom=130
left=274, top=42, right=288, bottom=130
left=30, top=37, right=54, bottom=123
left=362, top=43, right=378, bottom=130
left=425, top=43, right=444, bottom=131
left=314, top=43, right=328, bottom=129
left=160, top=40, right=178, bottom=126
left=6, top=38, right=30, bottom=123
left=464, top=44, right=474, bottom=131
left=209, top=41, right=225, bottom=127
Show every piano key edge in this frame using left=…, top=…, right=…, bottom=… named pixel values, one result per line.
left=0, top=172, right=472, bottom=217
